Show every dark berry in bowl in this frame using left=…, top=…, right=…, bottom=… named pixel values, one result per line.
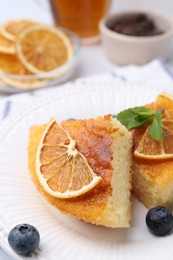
left=146, top=206, right=173, bottom=236
left=8, top=224, right=40, bottom=255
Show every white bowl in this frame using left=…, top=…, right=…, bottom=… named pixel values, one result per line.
left=99, top=10, right=173, bottom=65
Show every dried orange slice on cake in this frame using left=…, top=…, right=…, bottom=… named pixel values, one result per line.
left=16, top=25, right=73, bottom=75
left=0, top=19, right=35, bottom=41
left=134, top=93, right=173, bottom=160
left=155, top=92, right=173, bottom=110
left=36, top=118, right=102, bottom=199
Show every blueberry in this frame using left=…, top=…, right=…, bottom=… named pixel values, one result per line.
left=8, top=224, right=40, bottom=255
left=146, top=206, right=173, bottom=236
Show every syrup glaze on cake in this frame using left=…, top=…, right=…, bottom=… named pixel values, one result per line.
left=28, top=115, right=132, bottom=228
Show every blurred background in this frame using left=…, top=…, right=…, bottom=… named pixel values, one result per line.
left=0, top=0, right=173, bottom=22
left=0, top=0, right=173, bottom=79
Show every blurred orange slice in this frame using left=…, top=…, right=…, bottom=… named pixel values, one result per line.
left=0, top=53, right=49, bottom=89
left=0, top=19, right=35, bottom=41
left=0, top=53, right=28, bottom=74
left=16, top=25, right=73, bottom=74
left=0, top=32, right=15, bottom=54
left=0, top=74, right=48, bottom=90
left=36, top=118, right=102, bottom=199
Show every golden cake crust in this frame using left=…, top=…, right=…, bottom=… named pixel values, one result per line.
left=28, top=115, right=117, bottom=225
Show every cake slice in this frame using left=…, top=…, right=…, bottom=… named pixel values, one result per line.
left=28, top=115, right=132, bottom=228
left=132, top=155, right=173, bottom=208
left=132, top=93, right=173, bottom=208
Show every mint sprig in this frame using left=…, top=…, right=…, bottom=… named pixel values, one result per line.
left=117, top=107, right=163, bottom=141
left=149, top=110, right=163, bottom=140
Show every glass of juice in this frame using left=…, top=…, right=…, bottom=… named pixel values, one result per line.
left=49, top=0, right=111, bottom=44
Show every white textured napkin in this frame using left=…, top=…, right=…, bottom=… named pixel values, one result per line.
left=0, top=59, right=173, bottom=121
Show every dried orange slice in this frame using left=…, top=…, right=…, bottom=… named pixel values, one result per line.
left=1, top=19, right=35, bottom=41
left=16, top=25, right=73, bottom=74
left=0, top=53, right=28, bottom=74
left=134, top=109, right=173, bottom=159
left=0, top=72, right=48, bottom=89
left=0, top=53, right=41, bottom=89
left=36, top=118, right=102, bottom=199
left=0, top=32, right=15, bottom=54
left=155, top=92, right=173, bottom=110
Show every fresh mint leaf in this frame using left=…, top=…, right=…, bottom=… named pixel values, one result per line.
left=127, top=117, right=152, bottom=129
left=136, top=110, right=155, bottom=121
left=149, top=110, right=163, bottom=141
left=129, top=107, right=154, bottom=115
left=117, top=106, right=163, bottom=141
left=117, top=107, right=156, bottom=129
left=117, top=108, right=137, bottom=128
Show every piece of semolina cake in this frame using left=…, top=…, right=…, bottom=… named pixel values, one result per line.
left=28, top=115, right=132, bottom=228
left=132, top=157, right=173, bottom=209
left=131, top=92, right=173, bottom=209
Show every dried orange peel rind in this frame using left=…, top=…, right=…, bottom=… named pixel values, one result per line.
left=16, top=25, right=74, bottom=74
left=36, top=118, right=102, bottom=199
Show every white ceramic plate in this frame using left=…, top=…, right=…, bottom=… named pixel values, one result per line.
left=0, top=82, right=173, bottom=260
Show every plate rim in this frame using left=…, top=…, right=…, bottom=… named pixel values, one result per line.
left=1, top=80, right=173, bottom=140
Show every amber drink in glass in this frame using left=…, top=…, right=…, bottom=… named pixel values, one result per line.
left=49, top=0, right=111, bottom=44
